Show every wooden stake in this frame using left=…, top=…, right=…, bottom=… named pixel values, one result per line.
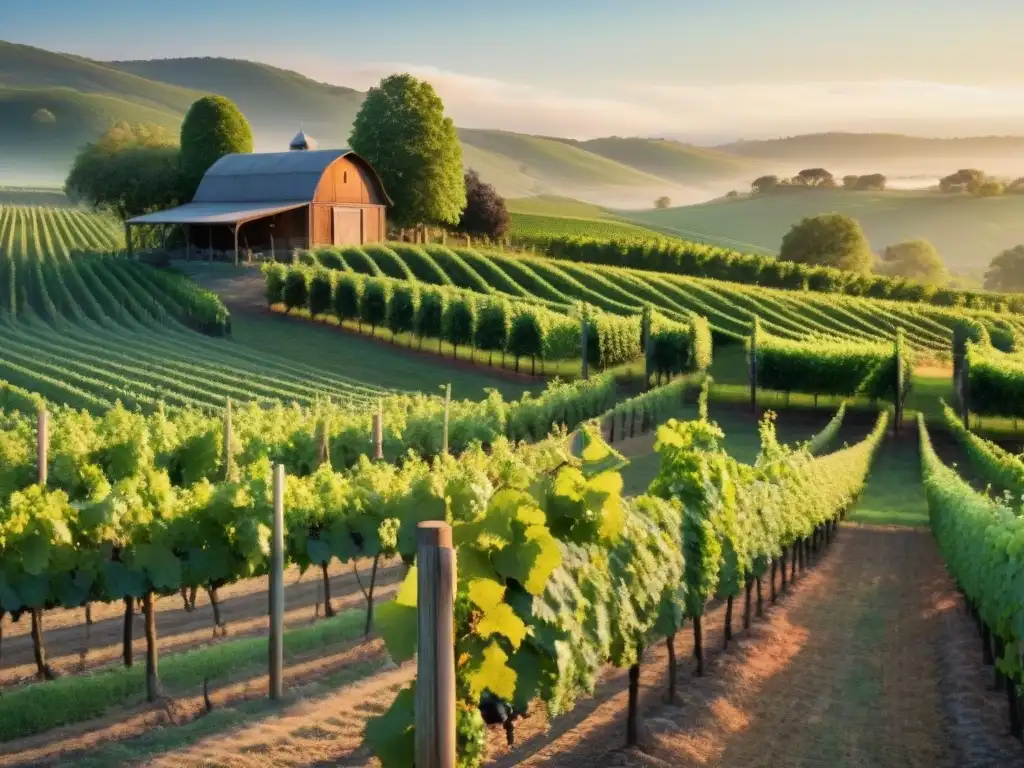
left=373, top=402, right=384, bottom=460
left=749, top=318, right=759, bottom=412
left=37, top=409, right=48, bottom=486
left=415, top=522, right=457, bottom=768
left=223, top=398, right=233, bottom=481
left=442, top=384, right=451, bottom=455
left=269, top=464, right=285, bottom=700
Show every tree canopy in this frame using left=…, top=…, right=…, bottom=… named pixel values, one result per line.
left=654, top=196, right=671, bottom=209
left=984, top=245, right=1024, bottom=292
left=64, top=123, right=181, bottom=221
left=751, top=175, right=779, bottom=194
left=879, top=239, right=948, bottom=285
left=795, top=168, right=835, bottom=187
left=179, top=95, right=253, bottom=200
left=939, top=168, right=986, bottom=193
left=779, top=213, right=873, bottom=273
left=350, top=74, right=465, bottom=229
left=457, top=169, right=509, bottom=239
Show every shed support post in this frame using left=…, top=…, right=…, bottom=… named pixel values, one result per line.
left=233, top=225, right=240, bottom=267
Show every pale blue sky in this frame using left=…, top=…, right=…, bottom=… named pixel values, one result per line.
left=5, top=1, right=1024, bottom=139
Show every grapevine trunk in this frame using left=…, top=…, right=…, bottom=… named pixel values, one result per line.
left=144, top=591, right=162, bottom=702
left=122, top=597, right=134, bottom=667
left=627, top=663, right=640, bottom=746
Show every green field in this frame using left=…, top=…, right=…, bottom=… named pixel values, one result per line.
left=625, top=188, right=1024, bottom=274
left=296, top=239, right=1022, bottom=355
left=0, top=205, right=398, bottom=410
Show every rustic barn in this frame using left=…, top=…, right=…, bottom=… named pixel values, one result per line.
left=126, top=136, right=391, bottom=263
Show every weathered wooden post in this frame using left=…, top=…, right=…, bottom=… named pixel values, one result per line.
left=642, top=305, right=652, bottom=391
left=960, top=346, right=971, bottom=427
left=415, top=521, right=457, bottom=768
left=749, top=317, right=759, bottom=412
left=269, top=463, right=285, bottom=700
left=373, top=402, right=384, bottom=460
left=894, top=331, right=904, bottom=435
left=442, top=384, right=452, bottom=455
left=37, top=408, right=49, bottom=486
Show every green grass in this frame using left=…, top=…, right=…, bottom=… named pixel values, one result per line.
left=846, top=436, right=930, bottom=527
left=569, top=137, right=757, bottom=184
left=0, top=607, right=368, bottom=743
left=230, top=310, right=548, bottom=402
left=510, top=212, right=665, bottom=242
left=506, top=196, right=616, bottom=219
left=625, top=188, right=1024, bottom=273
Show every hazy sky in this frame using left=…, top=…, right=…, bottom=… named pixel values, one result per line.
left=7, top=0, right=1024, bottom=140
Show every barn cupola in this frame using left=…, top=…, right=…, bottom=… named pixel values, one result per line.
left=289, top=127, right=318, bottom=151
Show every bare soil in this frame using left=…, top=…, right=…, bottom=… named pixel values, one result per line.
left=0, top=558, right=403, bottom=689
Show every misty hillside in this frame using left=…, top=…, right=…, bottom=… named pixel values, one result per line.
left=107, top=57, right=365, bottom=146
left=717, top=132, right=1024, bottom=164
left=561, top=136, right=758, bottom=184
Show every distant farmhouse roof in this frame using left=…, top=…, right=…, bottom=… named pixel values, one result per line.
left=289, top=129, right=318, bottom=151
left=127, top=148, right=392, bottom=226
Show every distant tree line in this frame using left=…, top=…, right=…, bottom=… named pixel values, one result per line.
left=751, top=169, right=887, bottom=195
left=938, top=168, right=1024, bottom=197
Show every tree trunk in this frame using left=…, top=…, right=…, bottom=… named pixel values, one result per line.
left=993, top=636, right=1005, bottom=691
left=30, top=608, right=56, bottom=680
left=982, top=623, right=993, bottom=665
left=207, top=586, right=225, bottom=636
left=792, top=544, right=799, bottom=580
left=693, top=615, right=704, bottom=677
left=1008, top=674, right=1023, bottom=741
left=123, top=596, right=134, bottom=667
left=724, top=595, right=734, bottom=648
left=144, top=591, right=163, bottom=702
left=626, top=663, right=641, bottom=746
left=780, top=550, right=788, bottom=592
left=365, top=553, right=381, bottom=638
left=770, top=561, right=777, bottom=603
left=743, top=580, right=753, bottom=630
left=666, top=632, right=677, bottom=702
left=321, top=563, right=336, bottom=618
left=756, top=577, right=764, bottom=617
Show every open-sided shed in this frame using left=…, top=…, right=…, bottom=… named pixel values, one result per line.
left=126, top=146, right=391, bottom=263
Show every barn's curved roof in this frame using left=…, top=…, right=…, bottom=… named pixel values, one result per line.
left=192, top=148, right=391, bottom=205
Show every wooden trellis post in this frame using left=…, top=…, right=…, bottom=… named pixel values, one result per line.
left=223, top=398, right=234, bottom=479
left=269, top=464, right=285, bottom=700
left=749, top=317, right=759, bottom=412
left=373, top=402, right=384, bottom=460
left=442, top=384, right=451, bottom=455
left=415, top=522, right=456, bottom=768
left=37, top=409, right=49, bottom=486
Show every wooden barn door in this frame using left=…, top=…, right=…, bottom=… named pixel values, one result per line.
left=332, top=207, right=363, bottom=245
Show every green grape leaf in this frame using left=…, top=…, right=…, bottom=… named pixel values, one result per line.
left=375, top=600, right=418, bottom=663
left=103, top=560, right=146, bottom=599
left=468, top=641, right=517, bottom=701
left=53, top=570, right=93, bottom=608
left=476, top=602, right=527, bottom=649
left=453, top=545, right=496, bottom=583
left=0, top=572, right=23, bottom=612
left=135, top=544, right=181, bottom=591
left=16, top=573, right=49, bottom=608
left=585, top=472, right=626, bottom=542
left=395, top=566, right=417, bottom=608
left=507, top=644, right=547, bottom=711
left=467, top=578, right=504, bottom=611
left=20, top=535, right=51, bottom=577
left=306, top=537, right=331, bottom=566
left=364, top=685, right=415, bottom=768
left=493, top=525, right=562, bottom=596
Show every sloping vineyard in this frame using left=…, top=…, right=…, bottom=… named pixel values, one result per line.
left=0, top=206, right=393, bottom=411
left=295, top=241, right=1016, bottom=355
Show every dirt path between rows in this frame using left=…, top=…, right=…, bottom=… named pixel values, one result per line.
left=80, top=524, right=1023, bottom=768
left=0, top=558, right=403, bottom=688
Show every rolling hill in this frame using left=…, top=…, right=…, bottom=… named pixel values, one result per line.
left=562, top=136, right=758, bottom=184
left=623, top=188, right=1024, bottom=275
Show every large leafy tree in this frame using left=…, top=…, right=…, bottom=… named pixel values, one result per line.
left=65, top=123, right=181, bottom=221
left=349, top=74, right=466, bottom=229
left=179, top=95, right=253, bottom=200
left=984, top=245, right=1024, bottom=292
left=880, top=239, right=948, bottom=285
left=457, top=169, right=509, bottom=239
left=779, top=213, right=873, bottom=274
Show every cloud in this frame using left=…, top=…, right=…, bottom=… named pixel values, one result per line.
left=320, top=61, right=1024, bottom=141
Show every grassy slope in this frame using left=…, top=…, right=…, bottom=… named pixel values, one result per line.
left=507, top=195, right=671, bottom=240
left=716, top=132, right=1024, bottom=162
left=227, top=312, right=541, bottom=402
left=458, top=129, right=671, bottom=189
left=569, top=137, right=757, bottom=183
left=626, top=188, right=1024, bottom=271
